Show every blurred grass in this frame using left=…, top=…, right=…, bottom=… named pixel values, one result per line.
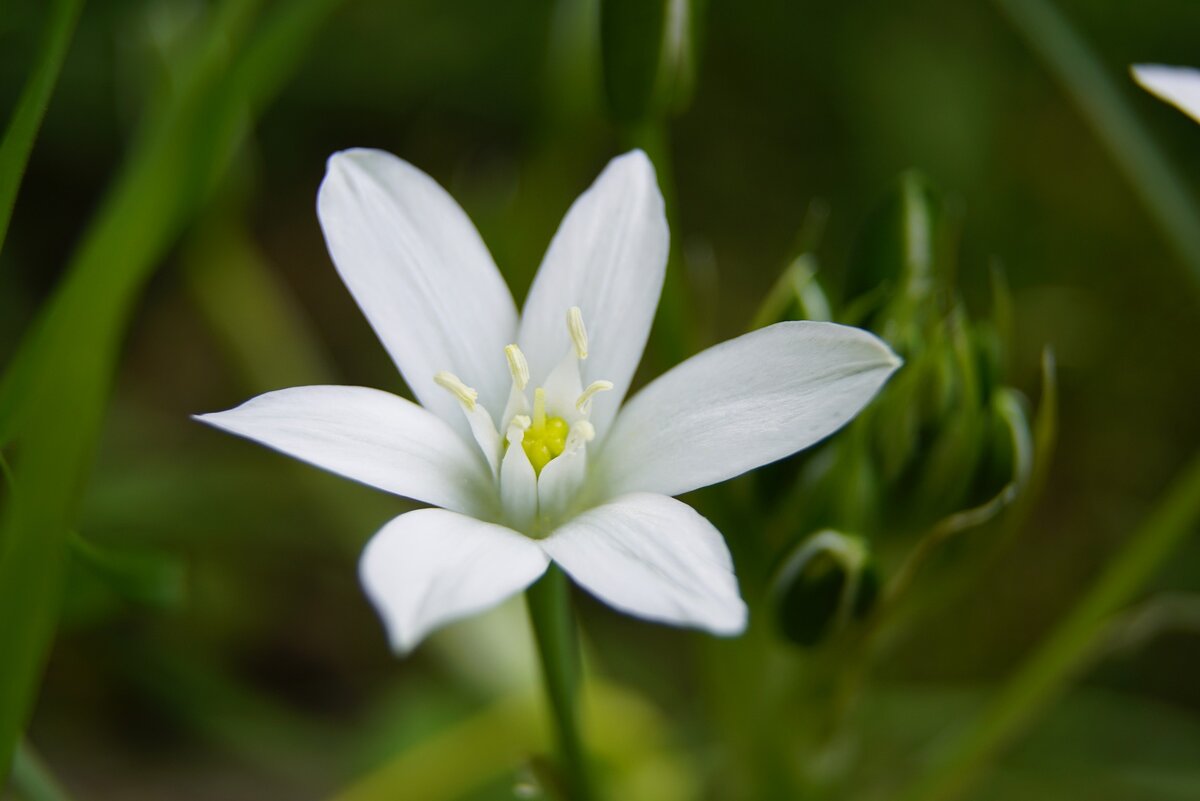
left=0, top=0, right=341, bottom=779
left=0, top=0, right=82, bottom=255
left=994, top=0, right=1200, bottom=295
left=905, top=452, right=1200, bottom=801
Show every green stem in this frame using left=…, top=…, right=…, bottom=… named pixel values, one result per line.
left=0, top=0, right=84, bottom=256
left=526, top=565, right=593, bottom=801
left=902, top=451, right=1200, bottom=801
left=625, top=121, right=692, bottom=367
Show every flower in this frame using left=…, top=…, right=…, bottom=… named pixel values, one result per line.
left=1132, top=64, right=1200, bottom=125
left=196, top=149, right=900, bottom=653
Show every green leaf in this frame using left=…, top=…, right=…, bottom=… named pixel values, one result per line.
left=10, top=739, right=76, bottom=801
left=0, top=0, right=84, bottom=256
left=859, top=688, right=1200, bottom=801
left=900, top=451, right=1200, bottom=801
left=0, top=0, right=344, bottom=779
left=600, top=0, right=698, bottom=124
left=67, top=532, right=186, bottom=610
left=750, top=254, right=832, bottom=330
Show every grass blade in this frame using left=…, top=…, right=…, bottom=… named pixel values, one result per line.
left=0, top=0, right=84, bottom=256
left=0, top=0, right=343, bottom=779
left=901, top=451, right=1200, bottom=801
left=994, top=0, right=1200, bottom=293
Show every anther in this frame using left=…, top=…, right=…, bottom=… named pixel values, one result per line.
left=574, top=420, right=595, bottom=442
left=567, top=306, right=588, bottom=360
left=504, top=344, right=529, bottom=391
left=505, top=415, right=530, bottom=444
left=561, top=420, right=596, bottom=456
left=575, top=380, right=613, bottom=414
left=433, top=371, right=478, bottom=410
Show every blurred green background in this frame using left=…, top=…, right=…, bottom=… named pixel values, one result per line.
left=1, top=0, right=1199, bottom=799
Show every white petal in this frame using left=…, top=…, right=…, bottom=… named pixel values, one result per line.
left=459, top=402, right=503, bottom=478
left=594, top=321, right=901, bottom=498
left=541, top=351, right=585, bottom=424
left=516, top=151, right=668, bottom=434
left=1133, top=64, right=1200, bottom=125
left=360, top=509, right=549, bottom=654
left=540, top=493, right=746, bottom=635
left=537, top=442, right=587, bottom=523
left=501, top=429, right=538, bottom=532
left=195, top=386, right=495, bottom=517
left=318, top=149, right=517, bottom=432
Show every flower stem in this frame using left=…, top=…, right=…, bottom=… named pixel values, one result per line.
left=526, top=565, right=593, bottom=801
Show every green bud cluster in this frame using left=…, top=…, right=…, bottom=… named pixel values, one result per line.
left=766, top=172, right=1053, bottom=648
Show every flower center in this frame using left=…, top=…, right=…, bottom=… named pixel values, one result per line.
left=521, top=387, right=569, bottom=475
left=434, top=306, right=611, bottom=526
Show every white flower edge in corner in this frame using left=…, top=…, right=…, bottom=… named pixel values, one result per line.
left=1133, top=64, right=1200, bottom=125
left=196, top=149, right=902, bottom=654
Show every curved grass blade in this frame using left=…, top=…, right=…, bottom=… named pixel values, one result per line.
left=0, top=0, right=343, bottom=779
left=0, top=0, right=84, bottom=256
left=901, top=451, right=1200, bottom=801
left=994, top=0, right=1200, bottom=294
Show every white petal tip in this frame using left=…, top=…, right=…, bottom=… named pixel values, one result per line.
left=325, top=147, right=381, bottom=172
left=609, top=149, right=658, bottom=181
left=192, top=410, right=227, bottom=427
left=706, top=605, right=749, bottom=637
left=383, top=632, right=416, bottom=656
left=1129, top=64, right=1200, bottom=123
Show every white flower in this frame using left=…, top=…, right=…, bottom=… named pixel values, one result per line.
left=1132, top=64, right=1200, bottom=125
left=196, top=149, right=900, bottom=653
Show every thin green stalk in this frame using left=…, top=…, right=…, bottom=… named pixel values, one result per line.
left=0, top=0, right=84, bottom=255
left=11, top=740, right=76, bottom=801
left=902, top=451, right=1200, bottom=801
left=626, top=122, right=692, bottom=366
left=526, top=566, right=593, bottom=801
left=994, top=0, right=1200, bottom=293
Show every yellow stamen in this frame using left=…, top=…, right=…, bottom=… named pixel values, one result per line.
left=433, top=371, right=477, bottom=410
left=567, top=306, right=588, bottom=360
left=575, top=380, right=613, bottom=414
left=504, top=344, right=529, bottom=390
left=533, top=387, right=547, bottom=430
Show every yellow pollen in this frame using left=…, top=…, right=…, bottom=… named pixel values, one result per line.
left=433, top=371, right=477, bottom=410
left=567, top=306, right=588, bottom=360
left=576, top=380, right=613, bottom=414
left=504, top=344, right=529, bottom=390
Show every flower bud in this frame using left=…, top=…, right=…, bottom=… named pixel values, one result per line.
left=771, top=531, right=879, bottom=647
left=845, top=171, right=956, bottom=346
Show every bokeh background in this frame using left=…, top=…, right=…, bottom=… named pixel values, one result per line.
left=1, top=0, right=1199, bottom=799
